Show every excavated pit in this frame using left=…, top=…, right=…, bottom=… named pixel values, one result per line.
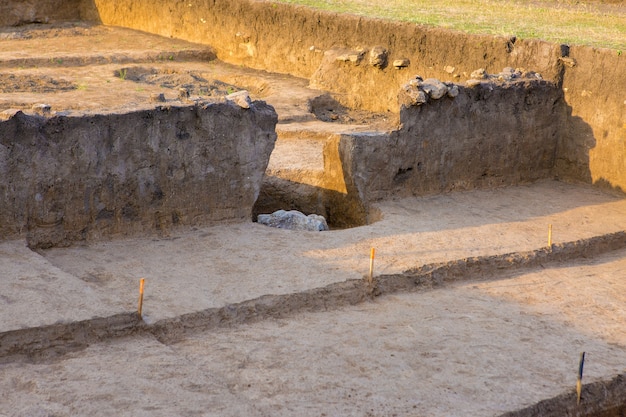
left=1, top=2, right=626, bottom=415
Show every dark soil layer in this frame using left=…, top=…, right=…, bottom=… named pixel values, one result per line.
left=0, top=103, right=277, bottom=248
left=499, top=374, right=626, bottom=417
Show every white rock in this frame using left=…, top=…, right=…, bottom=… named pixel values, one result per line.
left=258, top=210, right=329, bottom=231
left=470, top=68, right=488, bottom=79
left=226, top=90, right=251, bottom=109
left=32, top=104, right=51, bottom=115
left=369, top=46, right=388, bottom=68
left=466, top=79, right=483, bottom=87
left=421, top=78, right=448, bottom=100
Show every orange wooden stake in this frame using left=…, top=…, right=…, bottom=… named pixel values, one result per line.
left=138, top=278, right=145, bottom=318
left=548, top=224, right=553, bottom=247
left=368, top=248, right=376, bottom=285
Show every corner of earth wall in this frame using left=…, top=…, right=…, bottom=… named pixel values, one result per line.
left=554, top=45, right=626, bottom=194
left=338, top=76, right=567, bottom=203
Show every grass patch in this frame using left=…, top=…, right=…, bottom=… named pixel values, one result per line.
left=271, top=0, right=625, bottom=49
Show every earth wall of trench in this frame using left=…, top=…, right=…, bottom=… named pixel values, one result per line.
left=339, top=80, right=566, bottom=203
left=0, top=0, right=85, bottom=26
left=82, top=0, right=626, bottom=193
left=0, top=102, right=278, bottom=248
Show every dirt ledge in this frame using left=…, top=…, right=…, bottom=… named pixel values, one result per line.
left=2, top=230, right=625, bottom=361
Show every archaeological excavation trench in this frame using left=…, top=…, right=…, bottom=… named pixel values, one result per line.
left=0, top=0, right=625, bottom=416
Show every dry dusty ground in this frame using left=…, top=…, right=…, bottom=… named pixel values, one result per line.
left=0, top=22, right=625, bottom=417
left=1, top=181, right=626, bottom=416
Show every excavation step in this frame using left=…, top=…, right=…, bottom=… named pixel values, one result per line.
left=0, top=22, right=216, bottom=68
left=257, top=120, right=392, bottom=227
left=267, top=137, right=326, bottom=174
left=269, top=120, right=391, bottom=180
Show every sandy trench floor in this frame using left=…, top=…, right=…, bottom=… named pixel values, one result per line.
left=0, top=22, right=625, bottom=417
left=1, top=181, right=626, bottom=416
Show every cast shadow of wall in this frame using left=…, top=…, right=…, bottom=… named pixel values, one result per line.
left=556, top=103, right=625, bottom=197
left=80, top=0, right=102, bottom=23
left=0, top=0, right=101, bottom=27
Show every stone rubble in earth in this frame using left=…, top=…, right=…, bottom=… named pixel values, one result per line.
left=446, top=84, right=460, bottom=98
left=226, top=90, right=252, bottom=109
left=420, top=78, right=448, bottom=99
left=393, top=58, right=410, bottom=69
left=470, top=68, right=488, bottom=79
left=178, top=88, right=190, bottom=101
left=400, top=67, right=546, bottom=107
left=467, top=67, right=543, bottom=85
left=369, top=46, right=388, bottom=68
left=400, top=75, right=451, bottom=106
left=31, top=103, right=52, bottom=115
left=150, top=93, right=166, bottom=103
left=559, top=57, right=577, bottom=67
left=257, top=210, right=329, bottom=231
left=335, top=48, right=366, bottom=64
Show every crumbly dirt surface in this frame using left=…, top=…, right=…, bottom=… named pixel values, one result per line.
left=0, top=22, right=625, bottom=417
left=0, top=21, right=395, bottom=130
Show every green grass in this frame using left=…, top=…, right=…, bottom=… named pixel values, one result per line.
left=271, top=0, right=626, bottom=50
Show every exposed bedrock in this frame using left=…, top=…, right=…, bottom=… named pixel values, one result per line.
left=0, top=101, right=278, bottom=247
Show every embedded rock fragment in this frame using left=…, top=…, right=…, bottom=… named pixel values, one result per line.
left=399, top=76, right=456, bottom=107
left=446, top=83, right=460, bottom=98
left=226, top=90, right=252, bottom=109
left=421, top=78, right=448, bottom=100
left=335, top=48, right=366, bottom=64
left=398, top=83, right=428, bottom=107
left=150, top=93, right=166, bottom=103
left=257, top=210, right=329, bottom=231
left=393, top=58, right=410, bottom=69
left=369, top=46, right=388, bottom=68
left=470, top=68, right=488, bottom=79
left=31, top=104, right=51, bottom=115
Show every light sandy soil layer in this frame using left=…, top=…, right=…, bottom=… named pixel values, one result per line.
left=1, top=247, right=625, bottom=416
left=2, top=180, right=626, bottom=332
left=1, top=181, right=626, bottom=417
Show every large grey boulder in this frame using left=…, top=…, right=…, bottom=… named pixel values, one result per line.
left=257, top=210, right=329, bottom=231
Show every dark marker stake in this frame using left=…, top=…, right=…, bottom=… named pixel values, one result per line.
left=577, top=351, right=585, bottom=405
